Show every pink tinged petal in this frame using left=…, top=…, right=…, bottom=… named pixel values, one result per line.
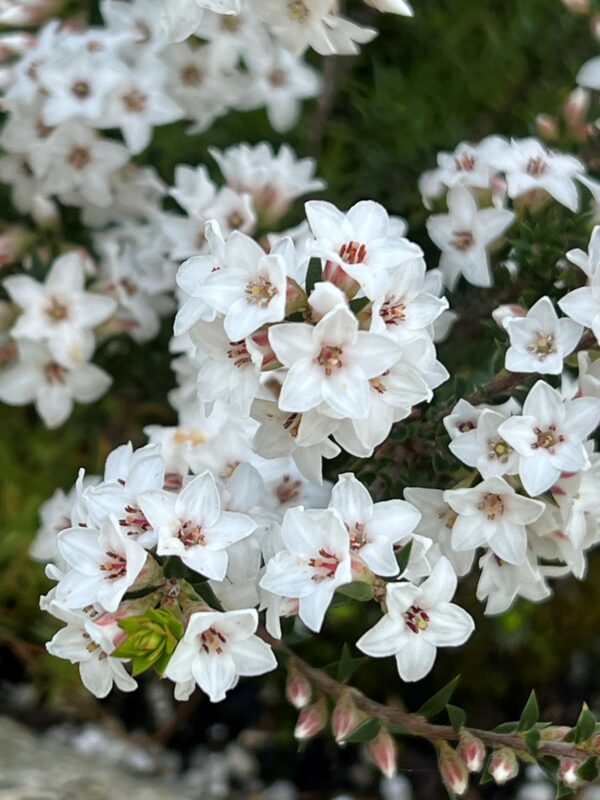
left=278, top=361, right=324, bottom=413
left=268, top=322, right=317, bottom=366
left=321, top=364, right=371, bottom=419
left=356, top=614, right=407, bottom=658
left=559, top=287, right=600, bottom=327
left=206, top=511, right=256, bottom=548
left=519, top=452, right=559, bottom=497
left=425, top=602, right=474, bottom=647
left=137, top=490, right=178, bottom=532
left=346, top=200, right=389, bottom=240
left=348, top=332, right=401, bottom=378
left=298, top=581, right=336, bottom=632
left=192, top=651, right=237, bottom=703
left=177, top=471, right=221, bottom=527
left=229, top=637, right=277, bottom=677
left=489, top=519, right=527, bottom=565
left=564, top=397, right=600, bottom=439
left=395, top=635, right=437, bottom=682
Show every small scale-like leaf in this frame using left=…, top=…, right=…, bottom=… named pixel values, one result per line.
left=492, top=721, right=519, bottom=734
left=417, top=675, right=460, bottom=719
left=518, top=690, right=540, bottom=732
left=344, top=717, right=381, bottom=743
left=575, top=704, right=596, bottom=743
left=446, top=704, right=466, bottom=734
left=537, top=755, right=560, bottom=782
left=337, top=581, right=374, bottom=602
left=523, top=727, right=540, bottom=756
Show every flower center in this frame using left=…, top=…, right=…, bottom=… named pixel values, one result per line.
left=245, top=277, right=277, bottom=307
left=122, top=88, right=147, bottom=113
left=269, top=69, right=287, bottom=87
left=316, top=345, right=344, bottom=376
left=405, top=604, right=429, bottom=634
left=228, top=211, right=244, bottom=230
left=276, top=475, right=302, bottom=504
left=532, top=425, right=564, bottom=452
left=173, top=428, right=207, bottom=446
left=100, top=550, right=127, bottom=580
left=339, top=240, right=367, bottom=264
left=181, top=65, right=203, bottom=86
left=528, top=331, right=555, bottom=359
left=43, top=361, right=67, bottom=384
left=221, top=14, right=241, bottom=31
left=200, top=626, right=227, bottom=655
left=45, top=295, right=69, bottom=322
left=451, top=230, right=474, bottom=251
left=119, top=504, right=151, bottom=537
left=308, top=548, right=340, bottom=582
left=68, top=146, right=92, bottom=170
left=526, top=157, right=547, bottom=176
left=227, top=341, right=252, bottom=367
left=347, top=521, right=368, bottom=551
left=488, top=438, right=512, bottom=463
left=458, top=420, right=476, bottom=433
left=283, top=413, right=301, bottom=438
left=478, top=492, right=505, bottom=520
left=455, top=153, right=475, bottom=172
left=380, top=299, right=407, bottom=325
left=71, top=80, right=91, bottom=99
left=288, top=0, right=310, bottom=21
left=177, top=520, right=205, bottom=547
left=370, top=374, right=387, bottom=394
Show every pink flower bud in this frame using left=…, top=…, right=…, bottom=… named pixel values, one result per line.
left=535, top=114, right=559, bottom=141
left=350, top=553, right=374, bottom=585
left=294, top=698, right=327, bottom=740
left=285, top=277, right=308, bottom=315
left=457, top=732, right=486, bottom=772
left=331, top=692, right=362, bottom=743
left=561, top=0, right=590, bottom=13
left=488, top=747, right=519, bottom=785
left=249, top=327, right=280, bottom=371
left=323, top=259, right=361, bottom=299
left=438, top=742, right=469, bottom=795
left=286, top=666, right=312, bottom=709
left=540, top=725, right=571, bottom=741
left=564, top=88, right=590, bottom=127
left=492, top=303, right=526, bottom=329
left=559, top=757, right=582, bottom=788
left=368, top=731, right=397, bottom=779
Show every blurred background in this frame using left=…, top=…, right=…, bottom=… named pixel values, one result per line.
left=2, top=1, right=600, bottom=798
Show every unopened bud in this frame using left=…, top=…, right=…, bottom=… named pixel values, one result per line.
left=308, top=281, right=349, bottom=321
left=294, top=698, right=327, bottom=740
left=561, top=0, right=589, bottom=13
left=331, top=691, right=363, bottom=743
left=559, top=757, right=582, bottom=788
left=285, top=277, right=308, bottom=315
left=488, top=747, right=519, bottom=785
left=535, top=114, right=559, bottom=141
left=540, top=725, right=571, bottom=741
left=249, top=326, right=280, bottom=371
left=286, top=666, right=312, bottom=709
left=492, top=303, right=526, bottom=329
left=457, top=732, right=486, bottom=773
left=438, top=742, right=468, bottom=795
left=369, top=730, right=397, bottom=779
left=323, top=259, right=361, bottom=299
left=564, top=88, right=590, bottom=127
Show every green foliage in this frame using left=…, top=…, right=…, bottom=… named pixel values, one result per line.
left=113, top=609, right=184, bottom=676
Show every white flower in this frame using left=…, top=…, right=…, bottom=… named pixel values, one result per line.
left=306, top=199, right=422, bottom=300
left=269, top=304, right=401, bottom=420
left=559, top=271, right=600, bottom=343
left=329, top=473, right=421, bottom=577
left=3, top=251, right=116, bottom=365
left=489, top=137, right=585, bottom=211
left=55, top=517, right=148, bottom=612
left=260, top=506, right=352, bottom=632
left=565, top=224, right=600, bottom=279
left=449, top=406, right=520, bottom=479
left=164, top=608, right=276, bottom=703
left=139, top=471, right=256, bottom=580
left=498, top=381, right=600, bottom=497
left=444, top=477, right=544, bottom=565
left=201, top=231, right=287, bottom=340
left=356, top=557, right=474, bottom=682
left=0, top=340, right=111, bottom=428
left=419, top=137, right=506, bottom=203
left=426, top=186, right=515, bottom=290
left=363, top=0, right=413, bottom=14
left=504, top=296, right=582, bottom=375
left=476, top=549, right=552, bottom=615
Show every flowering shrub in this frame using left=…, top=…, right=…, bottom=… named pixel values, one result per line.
left=3, top=0, right=600, bottom=797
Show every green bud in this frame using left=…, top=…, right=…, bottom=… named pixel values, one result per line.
left=114, top=608, right=184, bottom=676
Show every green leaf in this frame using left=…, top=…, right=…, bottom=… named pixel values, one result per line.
left=395, top=540, right=413, bottom=574
left=417, top=675, right=460, bottom=719
left=555, top=783, right=575, bottom=799
left=193, top=581, right=225, bottom=612
left=568, top=703, right=597, bottom=744
left=523, top=727, right=540, bottom=756
left=577, top=756, right=599, bottom=782
left=343, top=717, right=381, bottom=743
left=334, top=644, right=369, bottom=684
left=518, top=690, right=539, bottom=732
left=492, top=721, right=519, bottom=734
left=537, top=756, right=560, bottom=783
left=305, top=259, right=322, bottom=294
left=337, top=581, right=374, bottom=602
left=446, top=704, right=466, bottom=734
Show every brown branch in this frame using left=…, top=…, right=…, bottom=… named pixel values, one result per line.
left=263, top=631, right=589, bottom=762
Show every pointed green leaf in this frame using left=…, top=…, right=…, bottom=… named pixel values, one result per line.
left=344, top=717, right=381, bottom=743
left=395, top=540, right=413, bottom=574
left=417, top=675, right=460, bottom=719
left=555, top=782, right=575, bottom=799
left=492, top=721, right=519, bottom=734
left=577, top=756, right=599, bottom=782
left=518, top=690, right=539, bottom=732
left=523, top=727, right=540, bottom=756
left=337, top=581, right=374, bottom=602
left=446, top=704, right=466, bottom=734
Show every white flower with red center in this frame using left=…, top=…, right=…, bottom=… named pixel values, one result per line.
left=443, top=477, right=544, bottom=565
left=174, top=219, right=223, bottom=337
left=201, top=230, right=287, bottom=341
left=356, top=557, right=474, bottom=682
left=259, top=506, right=352, bottom=632
left=448, top=405, right=521, bottom=479
left=419, top=137, right=505, bottom=204
left=488, top=137, right=586, bottom=211
left=268, top=304, right=401, bottom=420
left=164, top=608, right=276, bottom=703
left=3, top=250, right=116, bottom=366
left=55, top=516, right=148, bottom=612
left=305, top=199, right=422, bottom=300
left=504, top=296, right=582, bottom=375
left=559, top=270, right=600, bottom=344
left=328, top=473, right=421, bottom=577
left=138, top=471, right=256, bottom=580
left=476, top=549, right=553, bottom=615
left=426, top=186, right=515, bottom=290
left=498, top=381, right=600, bottom=497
